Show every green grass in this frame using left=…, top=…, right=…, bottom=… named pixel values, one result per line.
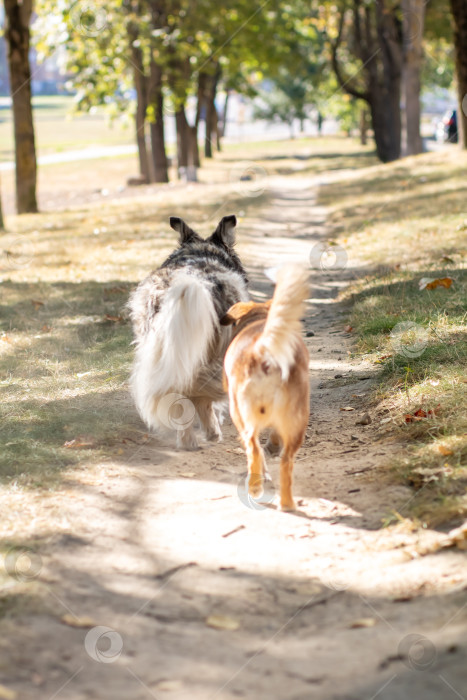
left=321, top=148, right=467, bottom=527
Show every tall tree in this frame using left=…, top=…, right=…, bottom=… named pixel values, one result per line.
left=125, top=0, right=151, bottom=183
left=329, top=0, right=403, bottom=162
left=4, top=0, right=38, bottom=213
left=450, top=0, right=467, bottom=148
left=402, top=0, right=426, bottom=155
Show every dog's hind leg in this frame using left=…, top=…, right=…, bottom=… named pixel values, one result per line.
left=194, top=398, right=222, bottom=442
left=279, top=446, right=296, bottom=511
left=176, top=424, right=199, bottom=450
left=245, top=431, right=267, bottom=499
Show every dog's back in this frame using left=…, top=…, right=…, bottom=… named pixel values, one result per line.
left=128, top=215, right=249, bottom=448
left=222, top=265, right=310, bottom=509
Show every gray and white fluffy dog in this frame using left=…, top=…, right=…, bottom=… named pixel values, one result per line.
left=128, top=214, right=249, bottom=449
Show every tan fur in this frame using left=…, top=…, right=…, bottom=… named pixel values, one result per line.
left=222, top=265, right=310, bottom=511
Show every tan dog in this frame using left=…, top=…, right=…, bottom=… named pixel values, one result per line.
left=221, top=265, right=310, bottom=511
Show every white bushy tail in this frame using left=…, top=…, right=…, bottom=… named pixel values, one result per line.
left=257, top=264, right=309, bottom=380
left=131, top=274, right=218, bottom=429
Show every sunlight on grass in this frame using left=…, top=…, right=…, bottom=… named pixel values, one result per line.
left=321, top=149, right=467, bottom=527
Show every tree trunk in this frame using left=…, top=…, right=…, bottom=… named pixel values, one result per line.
left=220, top=90, right=230, bottom=138
left=188, top=126, right=200, bottom=168
left=4, top=0, right=38, bottom=214
left=148, top=58, right=169, bottom=183
left=374, top=0, right=403, bottom=161
left=204, top=66, right=221, bottom=158
left=450, top=0, right=467, bottom=148
left=330, top=0, right=402, bottom=162
left=204, top=96, right=214, bottom=158
left=402, top=0, right=425, bottom=155
left=175, top=107, right=189, bottom=171
left=188, top=73, right=206, bottom=168
left=360, top=107, right=368, bottom=144
left=129, top=32, right=150, bottom=183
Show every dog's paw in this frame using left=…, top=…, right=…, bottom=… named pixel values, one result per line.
left=206, top=429, right=222, bottom=443
left=249, top=476, right=264, bottom=498
left=177, top=431, right=199, bottom=451
left=280, top=499, right=296, bottom=512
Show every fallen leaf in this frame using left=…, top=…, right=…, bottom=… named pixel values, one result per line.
left=64, top=437, right=96, bottom=449
left=340, top=406, right=355, bottom=412
left=441, top=256, right=455, bottom=264
left=61, top=614, right=96, bottom=628
left=405, top=406, right=440, bottom=423
left=41, top=325, right=51, bottom=332
left=31, top=299, right=44, bottom=310
left=104, top=314, right=124, bottom=323
left=154, top=680, right=183, bottom=692
left=350, top=617, right=376, bottom=629
left=293, top=583, right=322, bottom=596
left=206, top=615, right=240, bottom=631
left=418, top=277, right=453, bottom=291
left=0, top=686, right=17, bottom=700
left=438, top=445, right=453, bottom=456
left=344, top=325, right=353, bottom=332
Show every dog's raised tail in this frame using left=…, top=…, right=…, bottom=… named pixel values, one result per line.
left=131, top=274, right=218, bottom=429
left=257, top=264, right=309, bottom=380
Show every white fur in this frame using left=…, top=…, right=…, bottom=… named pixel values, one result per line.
left=131, top=273, right=218, bottom=430
left=256, top=264, right=309, bottom=381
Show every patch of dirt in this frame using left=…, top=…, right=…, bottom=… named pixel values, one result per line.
left=1, top=178, right=466, bottom=700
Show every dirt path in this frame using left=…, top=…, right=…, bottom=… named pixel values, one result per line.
left=2, top=178, right=467, bottom=700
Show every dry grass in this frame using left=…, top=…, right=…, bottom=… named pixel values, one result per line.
left=320, top=147, right=467, bottom=527
left=1, top=135, right=465, bottom=552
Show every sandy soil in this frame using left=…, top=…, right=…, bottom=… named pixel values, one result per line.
left=1, top=178, right=466, bottom=700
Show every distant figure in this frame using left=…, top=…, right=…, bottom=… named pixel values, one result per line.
left=317, top=112, right=323, bottom=135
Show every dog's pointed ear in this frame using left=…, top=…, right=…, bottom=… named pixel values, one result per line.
left=169, top=217, right=201, bottom=244
left=209, top=215, right=237, bottom=248
left=220, top=301, right=254, bottom=325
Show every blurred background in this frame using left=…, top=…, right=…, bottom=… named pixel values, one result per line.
left=0, top=0, right=465, bottom=220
